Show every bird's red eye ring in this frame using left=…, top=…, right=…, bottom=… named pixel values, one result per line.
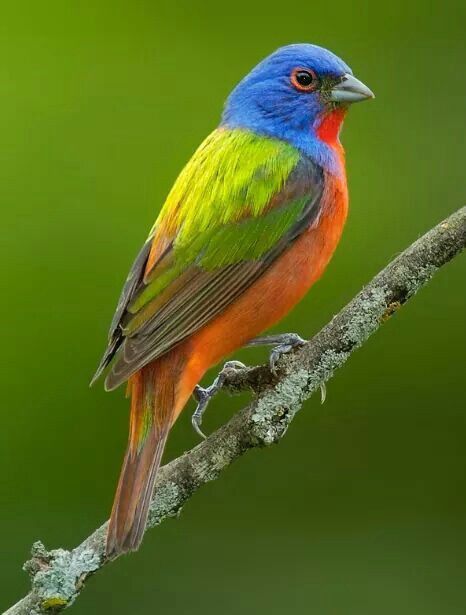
left=291, top=68, right=317, bottom=92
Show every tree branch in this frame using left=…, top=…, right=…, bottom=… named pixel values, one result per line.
left=4, top=206, right=465, bottom=615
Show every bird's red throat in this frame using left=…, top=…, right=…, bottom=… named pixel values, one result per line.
left=315, top=107, right=347, bottom=145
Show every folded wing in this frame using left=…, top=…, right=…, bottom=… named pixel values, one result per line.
left=92, top=129, right=324, bottom=390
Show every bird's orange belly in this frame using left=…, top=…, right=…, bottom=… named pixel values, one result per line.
left=180, top=182, right=348, bottom=401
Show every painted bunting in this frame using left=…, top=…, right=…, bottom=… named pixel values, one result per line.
left=93, top=43, right=374, bottom=556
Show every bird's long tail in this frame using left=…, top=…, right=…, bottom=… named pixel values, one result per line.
left=106, top=362, right=175, bottom=557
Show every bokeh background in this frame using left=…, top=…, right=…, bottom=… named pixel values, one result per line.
left=1, top=1, right=465, bottom=612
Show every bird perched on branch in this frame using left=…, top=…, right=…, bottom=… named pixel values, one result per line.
left=92, top=43, right=374, bottom=556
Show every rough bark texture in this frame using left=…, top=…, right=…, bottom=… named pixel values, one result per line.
left=4, top=206, right=465, bottom=615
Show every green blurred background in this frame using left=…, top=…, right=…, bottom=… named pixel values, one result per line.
left=1, top=1, right=465, bottom=612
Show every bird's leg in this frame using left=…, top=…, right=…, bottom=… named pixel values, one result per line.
left=246, top=333, right=306, bottom=371
left=246, top=333, right=327, bottom=404
left=191, top=360, right=246, bottom=439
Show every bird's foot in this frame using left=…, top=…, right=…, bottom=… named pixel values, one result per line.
left=246, top=333, right=306, bottom=373
left=191, top=360, right=246, bottom=439
left=246, top=333, right=327, bottom=403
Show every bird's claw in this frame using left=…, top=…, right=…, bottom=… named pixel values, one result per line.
left=223, top=360, right=247, bottom=371
left=247, top=332, right=306, bottom=373
left=269, top=336, right=306, bottom=373
left=191, top=360, right=246, bottom=439
left=191, top=385, right=210, bottom=439
left=245, top=333, right=326, bottom=398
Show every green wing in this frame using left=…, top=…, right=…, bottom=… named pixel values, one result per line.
left=93, top=128, right=324, bottom=390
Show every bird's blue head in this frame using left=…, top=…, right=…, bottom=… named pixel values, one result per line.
left=222, top=44, right=373, bottom=171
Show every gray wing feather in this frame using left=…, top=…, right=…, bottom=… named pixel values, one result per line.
left=90, top=236, right=153, bottom=384
left=95, top=156, right=324, bottom=390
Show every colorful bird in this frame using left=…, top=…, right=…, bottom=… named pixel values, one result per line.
left=92, top=43, right=374, bottom=556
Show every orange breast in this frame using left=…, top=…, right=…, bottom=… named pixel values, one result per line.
left=171, top=169, right=349, bottom=409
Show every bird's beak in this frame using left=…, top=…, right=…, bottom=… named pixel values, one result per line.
left=330, top=73, right=375, bottom=103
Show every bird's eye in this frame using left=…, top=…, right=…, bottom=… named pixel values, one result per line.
left=291, top=68, right=317, bottom=92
